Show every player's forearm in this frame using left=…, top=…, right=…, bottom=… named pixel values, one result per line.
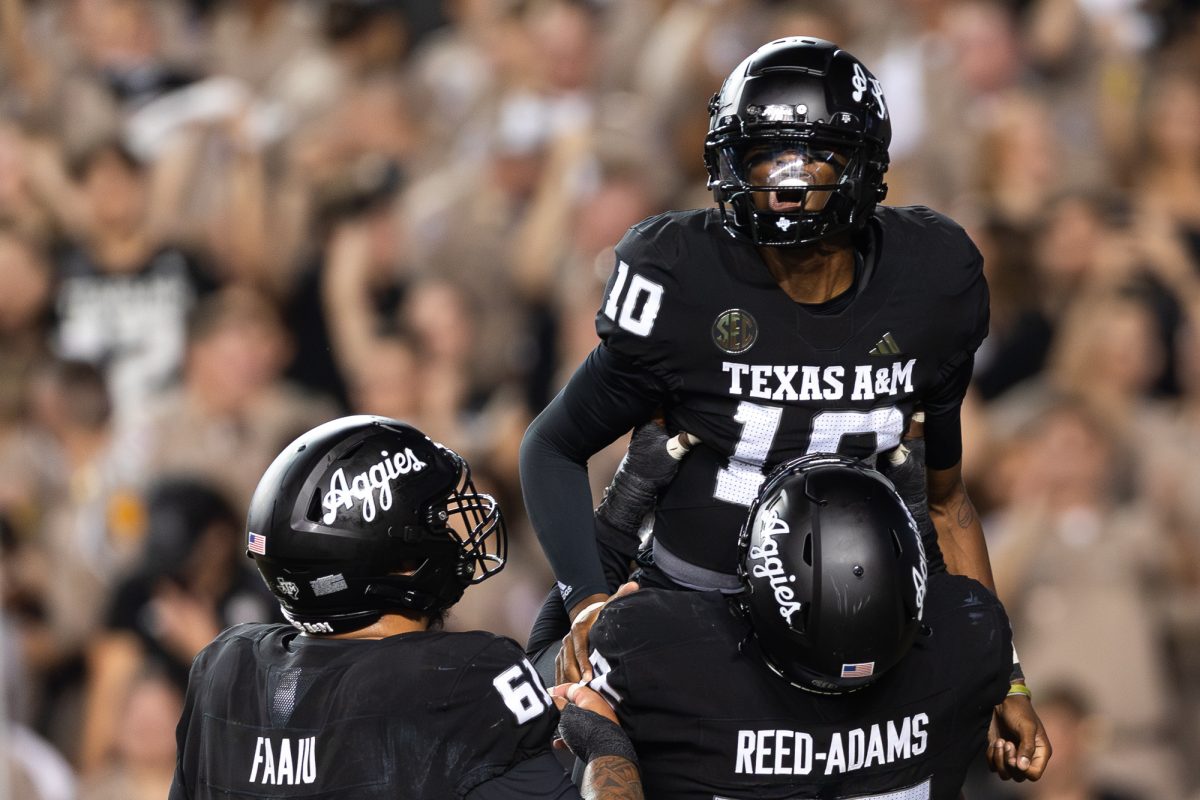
left=581, top=756, right=644, bottom=800
left=521, top=348, right=662, bottom=610
left=520, top=404, right=617, bottom=609
left=927, top=465, right=996, bottom=592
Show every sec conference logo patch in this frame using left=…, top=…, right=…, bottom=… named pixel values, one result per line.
left=712, top=309, right=758, bottom=354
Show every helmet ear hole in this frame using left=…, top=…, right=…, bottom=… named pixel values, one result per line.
left=793, top=603, right=810, bottom=634
left=305, top=491, right=324, bottom=523
left=801, top=533, right=813, bottom=566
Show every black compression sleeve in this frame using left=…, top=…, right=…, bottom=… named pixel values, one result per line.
left=922, top=356, right=974, bottom=471
left=519, top=345, right=664, bottom=611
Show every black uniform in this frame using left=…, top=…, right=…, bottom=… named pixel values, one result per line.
left=522, top=206, right=988, bottom=608
left=586, top=572, right=1010, bottom=800
left=170, top=625, right=575, bottom=799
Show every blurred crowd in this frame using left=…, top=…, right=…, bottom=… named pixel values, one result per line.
left=0, top=0, right=1198, bottom=798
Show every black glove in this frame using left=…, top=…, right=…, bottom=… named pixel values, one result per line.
left=877, top=438, right=938, bottom=550
left=557, top=703, right=639, bottom=766
left=595, top=422, right=695, bottom=535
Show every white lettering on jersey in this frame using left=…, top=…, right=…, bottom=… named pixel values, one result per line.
left=733, top=713, right=929, bottom=777
left=321, top=449, right=428, bottom=524
left=587, top=650, right=623, bottom=705
left=723, top=360, right=915, bottom=402
left=603, top=261, right=664, bottom=336
left=723, top=362, right=749, bottom=395
left=493, top=659, right=553, bottom=724
left=249, top=736, right=317, bottom=785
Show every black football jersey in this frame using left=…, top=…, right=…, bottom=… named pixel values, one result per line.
left=595, top=206, right=987, bottom=580
left=587, top=572, right=1010, bottom=800
left=170, top=625, right=560, bottom=799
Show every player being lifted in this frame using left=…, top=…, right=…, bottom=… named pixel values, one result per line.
left=519, top=37, right=1047, bottom=780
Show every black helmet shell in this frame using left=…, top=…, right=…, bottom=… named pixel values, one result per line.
left=704, top=37, right=891, bottom=247
left=737, top=455, right=924, bottom=693
left=247, top=416, right=506, bottom=633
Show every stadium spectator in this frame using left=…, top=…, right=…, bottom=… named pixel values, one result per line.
left=987, top=401, right=1185, bottom=799
left=52, top=140, right=213, bottom=425
left=78, top=477, right=275, bottom=775
left=77, top=669, right=182, bottom=800
left=139, top=286, right=336, bottom=510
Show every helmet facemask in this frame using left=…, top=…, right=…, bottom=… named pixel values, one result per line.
left=437, top=449, right=507, bottom=585
left=711, top=137, right=866, bottom=247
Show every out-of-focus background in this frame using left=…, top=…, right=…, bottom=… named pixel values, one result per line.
left=0, top=0, right=1197, bottom=798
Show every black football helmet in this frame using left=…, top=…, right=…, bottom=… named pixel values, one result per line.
left=246, top=415, right=506, bottom=634
left=704, top=37, right=891, bottom=247
left=736, top=454, right=925, bottom=694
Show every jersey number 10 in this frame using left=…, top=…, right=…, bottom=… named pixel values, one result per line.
left=714, top=401, right=904, bottom=506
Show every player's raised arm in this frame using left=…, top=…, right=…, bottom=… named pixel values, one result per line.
left=519, top=345, right=663, bottom=622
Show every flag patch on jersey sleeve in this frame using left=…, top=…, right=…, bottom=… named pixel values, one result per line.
left=248, top=531, right=267, bottom=555
left=841, top=661, right=875, bottom=678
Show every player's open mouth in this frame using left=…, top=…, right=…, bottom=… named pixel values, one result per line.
left=766, top=177, right=818, bottom=212
left=769, top=189, right=807, bottom=212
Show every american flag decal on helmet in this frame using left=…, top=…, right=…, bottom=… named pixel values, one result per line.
left=841, top=661, right=875, bottom=678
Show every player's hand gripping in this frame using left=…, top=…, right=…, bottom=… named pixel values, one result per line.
left=988, top=693, right=1051, bottom=781
left=876, top=412, right=936, bottom=544
left=551, top=683, right=645, bottom=799
left=559, top=581, right=639, bottom=684
left=549, top=682, right=621, bottom=751
left=594, top=421, right=699, bottom=533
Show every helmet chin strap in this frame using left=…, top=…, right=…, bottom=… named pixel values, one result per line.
left=281, top=606, right=383, bottom=635
left=364, top=581, right=458, bottom=614
left=279, top=579, right=462, bottom=636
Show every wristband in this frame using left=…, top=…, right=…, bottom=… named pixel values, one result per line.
left=557, top=704, right=639, bottom=766
left=665, top=432, right=696, bottom=460
left=1006, top=682, right=1032, bottom=699
left=1010, top=642, right=1025, bottom=684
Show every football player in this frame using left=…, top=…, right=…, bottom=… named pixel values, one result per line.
left=583, top=455, right=1013, bottom=799
left=519, top=36, right=1046, bottom=778
left=169, top=416, right=642, bottom=800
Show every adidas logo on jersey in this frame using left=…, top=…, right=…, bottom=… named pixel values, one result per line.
left=869, top=332, right=902, bottom=356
